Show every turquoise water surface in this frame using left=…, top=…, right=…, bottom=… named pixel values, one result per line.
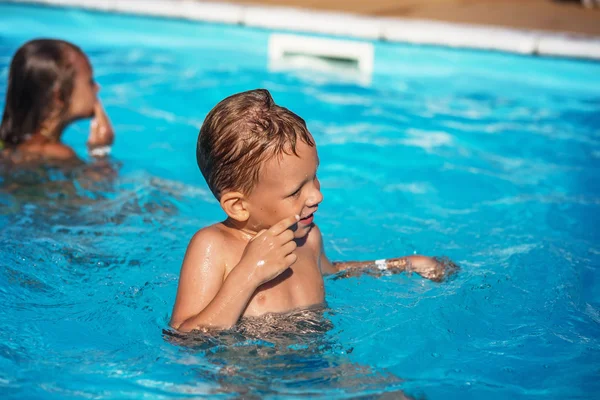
left=1, top=3, right=599, bottom=399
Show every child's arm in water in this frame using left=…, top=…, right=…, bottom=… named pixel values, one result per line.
left=328, top=256, right=458, bottom=282
left=87, top=100, right=114, bottom=157
left=170, top=215, right=300, bottom=332
left=55, top=101, right=116, bottom=178
left=312, top=226, right=458, bottom=282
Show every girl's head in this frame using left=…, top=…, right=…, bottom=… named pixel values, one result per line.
left=0, top=39, right=99, bottom=147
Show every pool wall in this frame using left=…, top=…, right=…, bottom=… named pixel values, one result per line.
left=4, top=0, right=600, bottom=61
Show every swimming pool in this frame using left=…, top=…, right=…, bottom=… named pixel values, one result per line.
left=1, top=2, right=599, bottom=399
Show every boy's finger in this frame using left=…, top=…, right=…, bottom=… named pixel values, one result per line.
left=284, top=253, right=298, bottom=268
left=269, top=215, right=299, bottom=236
left=281, top=240, right=297, bottom=256
left=278, top=229, right=294, bottom=244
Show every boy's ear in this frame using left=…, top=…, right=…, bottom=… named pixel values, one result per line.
left=220, top=191, right=250, bottom=222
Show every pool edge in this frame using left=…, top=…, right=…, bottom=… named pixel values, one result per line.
left=4, top=0, right=600, bottom=61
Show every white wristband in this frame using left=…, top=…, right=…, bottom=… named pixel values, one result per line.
left=89, top=145, right=112, bottom=157
left=375, top=259, right=388, bottom=271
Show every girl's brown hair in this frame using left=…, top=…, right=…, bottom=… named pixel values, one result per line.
left=0, top=39, right=84, bottom=147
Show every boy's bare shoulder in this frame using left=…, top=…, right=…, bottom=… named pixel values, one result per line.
left=182, top=224, right=235, bottom=278
left=188, top=223, right=229, bottom=250
left=186, top=222, right=245, bottom=256
left=304, top=224, right=325, bottom=254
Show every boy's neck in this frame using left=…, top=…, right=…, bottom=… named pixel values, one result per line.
left=222, top=217, right=260, bottom=241
left=221, top=217, right=309, bottom=247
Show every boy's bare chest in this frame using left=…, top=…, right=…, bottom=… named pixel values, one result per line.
left=223, top=241, right=325, bottom=317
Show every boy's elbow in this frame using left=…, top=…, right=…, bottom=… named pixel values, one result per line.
left=174, top=321, right=193, bottom=333
left=169, top=315, right=232, bottom=333
left=169, top=317, right=182, bottom=331
left=169, top=313, right=192, bottom=332
left=170, top=317, right=197, bottom=333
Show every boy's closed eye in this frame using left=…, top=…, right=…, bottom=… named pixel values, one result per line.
left=287, top=185, right=303, bottom=199
left=286, top=173, right=318, bottom=199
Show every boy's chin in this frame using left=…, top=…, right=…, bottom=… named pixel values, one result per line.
left=294, top=222, right=313, bottom=238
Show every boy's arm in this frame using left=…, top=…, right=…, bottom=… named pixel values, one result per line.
left=329, top=256, right=457, bottom=282
left=315, top=226, right=458, bottom=282
left=171, top=215, right=300, bottom=332
left=170, top=229, right=257, bottom=332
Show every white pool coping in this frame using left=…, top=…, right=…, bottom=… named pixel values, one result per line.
left=5, top=0, right=600, bottom=61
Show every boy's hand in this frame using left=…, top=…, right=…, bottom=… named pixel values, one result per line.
left=87, top=100, right=114, bottom=148
left=240, top=215, right=300, bottom=286
left=407, top=255, right=459, bottom=282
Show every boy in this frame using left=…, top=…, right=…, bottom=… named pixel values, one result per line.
left=170, top=89, right=455, bottom=332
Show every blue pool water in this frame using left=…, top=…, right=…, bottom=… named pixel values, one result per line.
left=1, top=3, right=599, bottom=399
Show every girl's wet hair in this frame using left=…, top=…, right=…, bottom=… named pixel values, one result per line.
left=0, top=39, right=84, bottom=147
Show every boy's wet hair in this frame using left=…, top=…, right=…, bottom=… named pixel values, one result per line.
left=197, top=89, right=315, bottom=199
left=0, top=39, right=85, bottom=147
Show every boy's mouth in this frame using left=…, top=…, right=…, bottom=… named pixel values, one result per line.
left=299, top=212, right=314, bottom=225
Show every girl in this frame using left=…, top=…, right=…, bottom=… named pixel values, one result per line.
left=0, top=39, right=114, bottom=164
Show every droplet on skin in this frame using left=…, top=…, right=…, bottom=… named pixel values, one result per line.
left=256, top=260, right=265, bottom=267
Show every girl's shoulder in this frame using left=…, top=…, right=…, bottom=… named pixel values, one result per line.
left=37, top=142, right=77, bottom=160
left=1, top=140, right=77, bottom=165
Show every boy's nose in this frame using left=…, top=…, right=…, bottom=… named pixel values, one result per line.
left=306, top=183, right=323, bottom=207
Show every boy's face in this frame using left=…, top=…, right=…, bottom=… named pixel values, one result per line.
left=245, top=139, right=323, bottom=239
